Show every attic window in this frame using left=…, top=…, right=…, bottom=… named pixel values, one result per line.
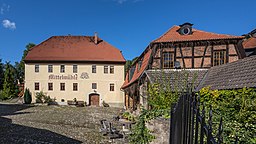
left=178, top=23, right=193, bottom=35
left=181, top=27, right=190, bottom=35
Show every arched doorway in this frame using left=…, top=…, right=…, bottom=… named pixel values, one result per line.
left=89, top=93, right=100, bottom=106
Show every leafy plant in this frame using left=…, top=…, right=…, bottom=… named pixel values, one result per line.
left=129, top=70, right=195, bottom=143
left=2, top=62, right=17, bottom=100
left=24, top=88, right=32, bottom=104
left=199, top=87, right=256, bottom=144
left=129, top=108, right=155, bottom=144
left=35, top=91, right=53, bottom=104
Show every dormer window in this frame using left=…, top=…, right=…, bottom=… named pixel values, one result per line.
left=181, top=27, right=191, bottom=35
left=178, top=22, right=193, bottom=35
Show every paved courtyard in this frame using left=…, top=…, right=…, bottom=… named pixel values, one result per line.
left=0, top=103, right=127, bottom=144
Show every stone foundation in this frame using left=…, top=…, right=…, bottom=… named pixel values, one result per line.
left=146, top=118, right=170, bottom=144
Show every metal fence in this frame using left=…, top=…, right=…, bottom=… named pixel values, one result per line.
left=169, top=92, right=233, bottom=144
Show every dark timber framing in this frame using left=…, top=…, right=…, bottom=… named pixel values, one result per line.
left=192, top=43, right=195, bottom=68
left=201, top=44, right=208, bottom=68
left=160, top=44, right=163, bottom=68
left=226, top=43, right=229, bottom=63
left=179, top=44, right=186, bottom=68
left=211, top=44, right=214, bottom=67
left=122, top=37, right=245, bottom=110
left=174, top=45, right=177, bottom=62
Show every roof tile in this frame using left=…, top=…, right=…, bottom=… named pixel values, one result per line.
left=25, top=36, right=126, bottom=63
left=243, top=37, right=256, bottom=49
left=154, top=26, right=244, bottom=43
left=122, top=49, right=152, bottom=88
left=197, top=55, right=256, bottom=90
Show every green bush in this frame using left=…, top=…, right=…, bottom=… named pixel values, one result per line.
left=35, top=91, right=53, bottom=104
left=24, top=88, right=32, bottom=104
left=199, top=87, right=256, bottom=144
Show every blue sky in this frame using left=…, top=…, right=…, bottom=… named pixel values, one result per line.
left=0, top=0, right=255, bottom=63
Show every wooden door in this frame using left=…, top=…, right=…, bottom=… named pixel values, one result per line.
left=89, top=94, right=99, bottom=106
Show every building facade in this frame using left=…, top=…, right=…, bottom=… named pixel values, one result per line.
left=122, top=23, right=245, bottom=110
left=25, top=35, right=125, bottom=107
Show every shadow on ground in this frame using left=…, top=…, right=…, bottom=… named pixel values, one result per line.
left=0, top=104, right=82, bottom=144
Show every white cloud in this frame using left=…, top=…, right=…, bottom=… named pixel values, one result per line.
left=2, top=19, right=16, bottom=30
left=0, top=4, right=10, bottom=14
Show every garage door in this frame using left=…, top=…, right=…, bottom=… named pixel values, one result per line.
left=89, top=94, right=99, bottom=106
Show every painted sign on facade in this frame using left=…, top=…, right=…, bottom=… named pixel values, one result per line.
left=49, top=74, right=78, bottom=80
left=48, top=72, right=89, bottom=80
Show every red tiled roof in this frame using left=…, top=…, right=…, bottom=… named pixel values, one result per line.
left=243, top=37, right=256, bottom=49
left=25, top=36, right=126, bottom=63
left=121, top=49, right=152, bottom=89
left=153, top=26, right=244, bottom=43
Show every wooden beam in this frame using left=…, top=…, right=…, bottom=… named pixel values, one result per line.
left=211, top=44, right=214, bottom=67
left=192, top=43, right=195, bottom=68
left=160, top=44, right=163, bottom=69
left=201, top=44, right=208, bottom=68
left=148, top=44, right=157, bottom=69
left=176, top=55, right=211, bottom=59
left=226, top=43, right=229, bottom=63
left=179, top=44, right=186, bottom=68
left=174, top=45, right=177, bottom=62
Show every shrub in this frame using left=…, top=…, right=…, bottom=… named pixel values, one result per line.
left=35, top=91, right=53, bottom=104
left=0, top=90, right=4, bottom=100
left=24, top=88, right=32, bottom=104
left=199, top=87, right=256, bottom=144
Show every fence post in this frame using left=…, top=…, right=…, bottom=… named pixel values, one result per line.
left=194, top=94, right=200, bottom=144
left=200, top=103, right=205, bottom=144
left=190, top=92, right=196, bottom=144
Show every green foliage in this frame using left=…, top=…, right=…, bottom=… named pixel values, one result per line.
left=1, top=62, right=17, bottom=100
left=148, top=83, right=179, bottom=111
left=35, top=91, right=53, bottom=104
left=124, top=57, right=139, bottom=77
left=18, top=43, right=36, bottom=83
left=0, top=59, right=4, bottom=90
left=122, top=111, right=136, bottom=122
left=129, top=109, right=155, bottom=144
left=0, top=90, right=4, bottom=100
left=199, top=87, right=256, bottom=144
left=129, top=83, right=180, bottom=143
left=24, top=88, right=32, bottom=104
left=129, top=70, right=195, bottom=143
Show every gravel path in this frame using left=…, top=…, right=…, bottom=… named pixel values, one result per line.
left=0, top=103, right=127, bottom=144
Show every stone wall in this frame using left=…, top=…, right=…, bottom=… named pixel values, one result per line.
left=146, top=118, right=170, bottom=144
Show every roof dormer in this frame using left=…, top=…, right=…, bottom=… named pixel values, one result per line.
left=178, top=22, right=193, bottom=35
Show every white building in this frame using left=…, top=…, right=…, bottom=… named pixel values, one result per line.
left=24, top=35, right=126, bottom=107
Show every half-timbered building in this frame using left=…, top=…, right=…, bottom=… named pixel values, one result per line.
left=122, top=23, right=245, bottom=110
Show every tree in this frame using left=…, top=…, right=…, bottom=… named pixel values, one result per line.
left=0, top=59, right=4, bottom=90
left=125, top=60, right=132, bottom=73
left=2, top=62, right=17, bottom=99
left=24, top=88, right=32, bottom=104
left=124, top=57, right=139, bottom=78
left=18, top=43, right=36, bottom=83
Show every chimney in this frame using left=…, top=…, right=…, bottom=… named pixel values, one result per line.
left=94, top=32, right=98, bottom=44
